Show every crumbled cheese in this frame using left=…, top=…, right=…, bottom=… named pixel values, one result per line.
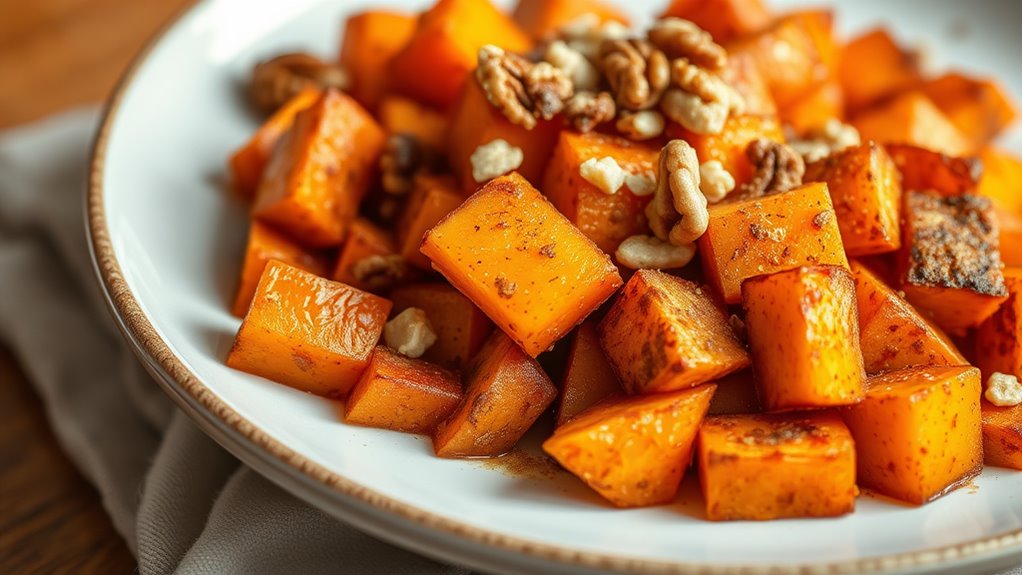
left=698, top=160, right=736, bottom=203
left=580, top=156, right=626, bottom=195
left=789, top=119, right=862, bottom=163
left=616, top=110, right=665, bottom=140
left=470, top=139, right=524, bottom=183
left=383, top=308, right=437, bottom=359
left=985, top=372, right=1022, bottom=407
left=625, top=170, right=656, bottom=197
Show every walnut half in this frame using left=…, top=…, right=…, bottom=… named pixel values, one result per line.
left=738, top=139, right=806, bottom=198
left=476, top=45, right=573, bottom=130
left=645, top=140, right=708, bottom=246
left=250, top=53, right=347, bottom=114
left=600, top=39, right=671, bottom=112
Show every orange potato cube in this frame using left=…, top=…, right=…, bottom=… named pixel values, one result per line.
left=513, top=0, right=628, bottom=40
left=839, top=28, right=921, bottom=113
left=706, top=369, right=761, bottom=416
left=842, top=366, right=983, bottom=505
left=345, top=346, right=462, bottom=434
left=885, top=143, right=982, bottom=199
left=975, top=269, right=1022, bottom=380
left=852, top=92, right=972, bottom=158
left=339, top=11, right=417, bottom=111
left=433, top=331, right=556, bottom=457
left=330, top=218, right=401, bottom=292
left=978, top=149, right=1022, bottom=266
left=228, top=87, right=320, bottom=200
left=698, top=182, right=848, bottom=304
left=232, top=222, right=327, bottom=317
left=982, top=402, right=1022, bottom=470
left=556, top=322, right=620, bottom=426
left=742, top=266, right=866, bottom=411
left=804, top=142, right=902, bottom=256
left=421, top=173, right=622, bottom=357
left=398, top=175, right=464, bottom=270
left=543, top=384, right=716, bottom=508
left=378, top=95, right=449, bottom=151
left=252, top=90, right=386, bottom=247
left=667, top=115, right=785, bottom=190
left=542, top=131, right=658, bottom=254
left=781, top=79, right=843, bottom=136
left=720, top=52, right=777, bottom=118
left=661, top=0, right=771, bottom=44
left=899, top=191, right=1008, bottom=336
left=920, top=73, right=1018, bottom=154
left=227, top=260, right=392, bottom=398
left=389, top=282, right=493, bottom=370
left=698, top=411, right=857, bottom=521
left=390, top=0, right=532, bottom=109
left=850, top=260, right=966, bottom=374
left=598, top=270, right=749, bottom=395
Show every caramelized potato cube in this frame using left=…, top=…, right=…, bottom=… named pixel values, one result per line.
left=378, top=95, right=449, bottom=151
left=720, top=52, right=777, bottom=118
left=780, top=79, right=843, bottom=136
left=331, top=218, right=400, bottom=292
left=513, top=0, right=629, bottom=40
left=975, top=269, right=1022, bottom=379
left=433, top=331, right=556, bottom=457
left=422, top=173, right=622, bottom=357
left=543, top=384, right=716, bottom=508
left=666, top=115, right=785, bottom=191
left=852, top=91, right=971, bottom=158
left=556, top=322, right=621, bottom=426
left=978, top=149, right=1022, bottom=266
left=698, top=411, right=857, bottom=520
left=339, top=11, right=417, bottom=110
left=398, top=175, right=464, bottom=270
left=661, top=0, right=771, bottom=43
left=599, top=270, right=749, bottom=394
left=389, top=282, right=493, bottom=370
left=227, top=261, right=392, bottom=398
left=839, top=28, right=921, bottom=113
left=742, top=266, right=866, bottom=411
left=920, top=73, right=1018, bottom=154
left=232, top=222, right=327, bottom=317
left=885, top=143, right=983, bottom=197
left=699, top=182, right=848, bottom=304
left=345, top=346, right=462, bottom=434
left=842, top=366, right=983, bottom=504
left=983, top=402, right=1022, bottom=470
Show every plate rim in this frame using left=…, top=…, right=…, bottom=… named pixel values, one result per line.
left=84, top=1, right=1022, bottom=573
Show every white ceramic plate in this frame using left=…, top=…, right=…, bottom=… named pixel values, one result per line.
left=88, top=1, right=1022, bottom=573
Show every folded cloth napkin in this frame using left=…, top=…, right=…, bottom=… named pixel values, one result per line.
left=0, top=109, right=469, bottom=575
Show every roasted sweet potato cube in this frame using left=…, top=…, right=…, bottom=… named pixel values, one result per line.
left=842, top=366, right=983, bottom=505
left=983, top=402, right=1022, bottom=470
left=661, top=0, right=771, bottom=43
left=699, top=182, right=848, bottom=304
left=252, top=90, right=386, bottom=247
left=850, top=260, right=966, bottom=374
left=899, top=191, right=1008, bottom=336
left=852, top=92, right=972, bottom=158
left=885, top=143, right=982, bottom=197
left=339, top=11, right=417, bottom=111
left=422, top=173, right=622, bottom=357
left=742, top=266, right=866, bottom=411
left=598, top=270, right=749, bottom=394
left=330, top=218, right=402, bottom=292
left=229, top=87, right=320, bottom=200
left=781, top=80, right=843, bottom=136
left=398, top=175, right=464, bottom=270
left=389, top=282, right=493, bottom=370
left=698, top=411, right=857, bottom=521
left=227, top=260, right=392, bottom=398
left=804, top=142, right=902, bottom=256
left=920, top=73, right=1018, bottom=154
left=345, top=346, right=462, bottom=434
left=542, top=132, right=658, bottom=253
left=390, top=0, right=532, bottom=109
left=978, top=149, right=1022, bottom=266
left=433, top=331, right=556, bottom=457
left=975, top=269, right=1022, bottom=380
left=232, top=222, right=327, bottom=317
left=667, top=115, right=784, bottom=191
left=378, top=95, right=449, bottom=151
left=544, top=384, right=716, bottom=508
left=556, top=322, right=620, bottom=426
left=707, top=369, right=761, bottom=416
left=839, top=28, right=921, bottom=113
left=720, top=52, right=777, bottom=118
left=513, top=0, right=628, bottom=40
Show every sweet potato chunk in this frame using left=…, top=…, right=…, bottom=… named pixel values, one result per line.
left=920, top=73, right=1018, bottom=154
left=983, top=402, right=1022, bottom=470
left=720, top=52, right=777, bottom=118
left=345, top=346, right=462, bottom=434
left=231, top=222, right=327, bottom=317
left=433, top=331, right=556, bottom=457
left=839, top=28, right=920, bottom=113
left=661, top=0, right=771, bottom=44
left=390, top=0, right=532, bottom=109
left=842, top=366, right=983, bottom=505
left=227, top=260, right=392, bottom=398
left=389, top=282, right=493, bottom=370
left=742, top=266, right=866, bottom=411
left=781, top=79, right=843, bottom=136
left=513, top=0, right=628, bottom=40
left=378, top=95, right=449, bottom=151
left=851, top=260, right=966, bottom=374
left=556, top=322, right=620, bottom=426
left=899, top=191, right=1008, bottom=336
left=699, top=182, right=848, bottom=304
left=543, top=384, right=716, bottom=508
left=698, top=411, right=857, bottom=521
left=599, top=270, right=749, bottom=394
left=852, top=92, right=971, bottom=158
left=975, top=269, right=1022, bottom=380
left=330, top=218, right=401, bottom=292
left=885, top=143, right=982, bottom=197
left=252, top=90, right=386, bottom=247
left=667, top=115, right=784, bottom=191
left=706, top=369, right=761, bottom=416
left=422, top=173, right=622, bottom=357
left=804, top=142, right=902, bottom=256
left=398, top=175, right=464, bottom=270
left=978, top=149, right=1022, bottom=266
left=542, top=132, right=658, bottom=253
left=339, top=11, right=417, bottom=110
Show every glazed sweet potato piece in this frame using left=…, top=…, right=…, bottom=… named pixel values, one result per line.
left=330, top=218, right=403, bottom=292
left=699, top=182, right=848, bottom=304
left=556, top=322, right=621, bottom=426
left=899, top=191, right=1008, bottom=336
left=852, top=92, right=972, bottom=158
left=231, top=222, right=327, bottom=317
left=698, top=411, right=857, bottom=521
left=983, top=403, right=1022, bottom=470
left=252, top=90, right=386, bottom=247
left=345, top=346, right=463, bottom=434
left=742, top=266, right=866, bottom=411
left=229, top=87, right=320, bottom=200
left=850, top=260, right=966, bottom=374
left=339, top=11, right=417, bottom=111
left=513, top=0, right=628, bottom=40
left=227, top=260, right=392, bottom=398
left=842, top=366, right=983, bottom=505
left=421, top=173, right=622, bottom=357
left=661, top=0, right=771, bottom=44
left=390, top=0, right=532, bottom=108
left=667, top=115, right=785, bottom=191
left=706, top=369, right=761, bottom=416
left=920, top=73, right=1018, bottom=154
left=598, top=270, right=749, bottom=394
left=433, top=331, right=557, bottom=457
left=885, top=143, right=982, bottom=197
left=378, top=95, right=449, bottom=151
left=389, top=282, right=493, bottom=370
left=975, top=269, right=1022, bottom=380
left=542, top=131, right=658, bottom=253
left=720, top=52, right=777, bottom=118
left=543, top=384, right=716, bottom=508
left=398, top=175, right=464, bottom=270
left=781, top=80, right=843, bottom=136
left=839, top=28, right=920, bottom=113
left=978, top=149, right=1022, bottom=266
left=804, top=142, right=902, bottom=256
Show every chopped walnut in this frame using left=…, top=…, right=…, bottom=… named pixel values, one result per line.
left=384, top=308, right=437, bottom=359
left=379, top=134, right=440, bottom=196
left=616, top=110, right=666, bottom=140
left=647, top=18, right=727, bottom=71
left=985, top=372, right=1022, bottom=407
left=600, top=39, right=671, bottom=111
left=476, top=45, right=572, bottom=130
left=738, top=139, right=806, bottom=198
left=789, top=119, right=862, bottom=163
left=661, top=58, right=741, bottom=135
left=645, top=140, right=708, bottom=246
left=470, top=139, right=524, bottom=183
left=615, top=234, right=696, bottom=270
left=564, top=91, right=616, bottom=132
left=250, top=53, right=347, bottom=114
left=558, top=13, right=631, bottom=61
left=698, top=160, right=736, bottom=203
left=580, top=157, right=627, bottom=195
left=545, top=40, right=599, bottom=92
left=495, top=275, right=517, bottom=298
left=351, top=254, right=408, bottom=292
left=625, top=170, right=657, bottom=197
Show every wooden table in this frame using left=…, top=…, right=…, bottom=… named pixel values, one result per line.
left=0, top=1, right=191, bottom=572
